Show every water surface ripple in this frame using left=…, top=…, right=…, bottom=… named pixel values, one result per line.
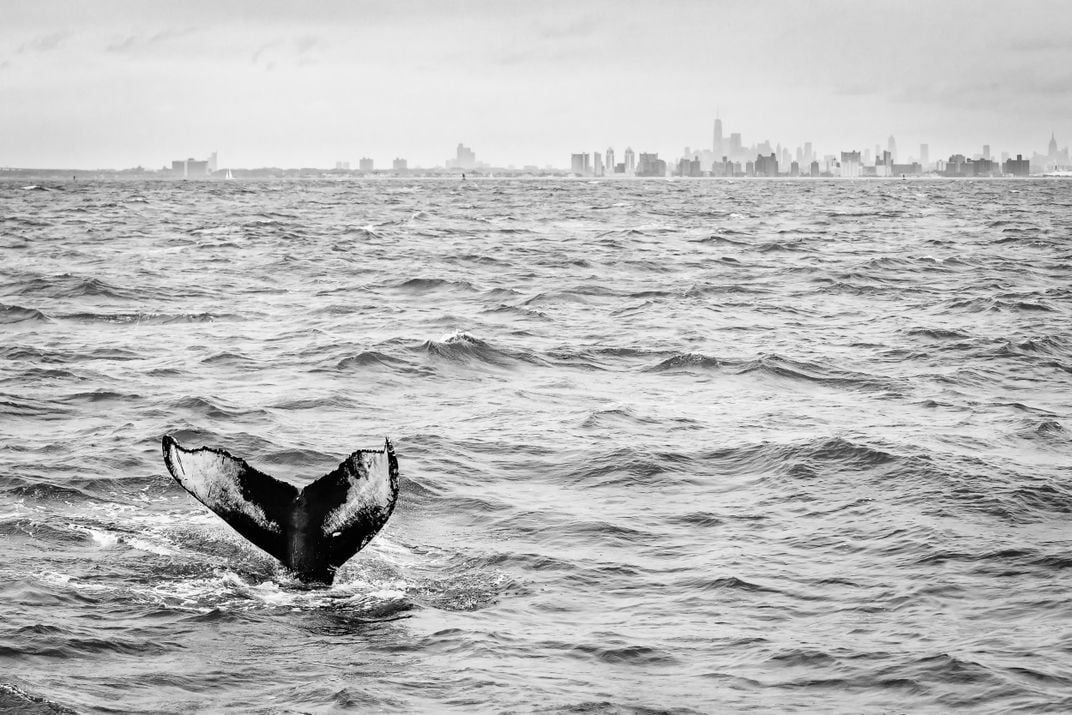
left=1, top=178, right=1071, bottom=713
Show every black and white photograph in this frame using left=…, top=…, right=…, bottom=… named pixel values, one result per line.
left=2, top=1, right=1071, bottom=712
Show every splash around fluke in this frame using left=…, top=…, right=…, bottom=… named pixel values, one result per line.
left=161, top=435, right=399, bottom=584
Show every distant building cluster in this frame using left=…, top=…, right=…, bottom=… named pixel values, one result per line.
left=1031, top=133, right=1072, bottom=173
left=570, top=118, right=1068, bottom=178
left=571, top=147, right=651, bottom=176
left=446, top=143, right=481, bottom=171
left=169, top=152, right=217, bottom=178
left=333, top=142, right=496, bottom=175
left=67, top=127, right=1072, bottom=180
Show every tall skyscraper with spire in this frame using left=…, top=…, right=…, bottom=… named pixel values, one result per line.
left=713, top=115, right=724, bottom=158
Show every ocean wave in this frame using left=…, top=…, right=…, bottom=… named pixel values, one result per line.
left=733, top=353, right=896, bottom=392
left=0, top=683, right=77, bottom=714
left=116, top=568, right=411, bottom=617
left=200, top=351, right=256, bottom=366
left=481, top=303, right=550, bottom=320
left=0, top=517, right=90, bottom=541
left=684, top=282, right=771, bottom=297
left=340, top=225, right=383, bottom=239
left=691, top=233, right=749, bottom=245
left=1001, top=335, right=1069, bottom=357
left=790, top=435, right=897, bottom=470
left=521, top=290, right=602, bottom=306
left=906, top=327, right=972, bottom=340
left=756, top=239, right=809, bottom=252
left=580, top=407, right=659, bottom=429
left=645, top=352, right=724, bottom=372
left=335, top=350, right=414, bottom=370
left=421, top=332, right=541, bottom=367
left=13, top=274, right=139, bottom=300
left=0, top=396, right=71, bottom=418
left=676, top=575, right=787, bottom=595
left=1018, top=419, right=1067, bottom=440
left=170, top=395, right=267, bottom=420
left=56, top=311, right=229, bottom=324
left=0, top=303, right=49, bottom=323
left=58, top=389, right=139, bottom=404
left=688, top=435, right=898, bottom=481
left=943, top=296, right=1057, bottom=313
left=570, top=445, right=675, bottom=489
left=394, top=277, right=476, bottom=293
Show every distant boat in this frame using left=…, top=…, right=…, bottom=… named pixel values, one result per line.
left=225, top=169, right=234, bottom=180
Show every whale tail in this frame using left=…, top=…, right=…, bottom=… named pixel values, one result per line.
left=161, top=435, right=399, bottom=583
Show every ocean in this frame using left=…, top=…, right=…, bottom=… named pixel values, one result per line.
left=1, top=177, right=1070, bottom=713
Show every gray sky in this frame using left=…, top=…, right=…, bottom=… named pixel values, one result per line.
left=2, top=0, right=1070, bottom=169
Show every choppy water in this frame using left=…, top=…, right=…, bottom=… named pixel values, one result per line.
left=1, top=177, right=1071, bottom=713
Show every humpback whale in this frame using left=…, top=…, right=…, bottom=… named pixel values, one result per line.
left=161, top=435, right=399, bottom=584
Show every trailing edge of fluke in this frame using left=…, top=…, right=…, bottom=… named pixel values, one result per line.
left=161, top=435, right=399, bottom=583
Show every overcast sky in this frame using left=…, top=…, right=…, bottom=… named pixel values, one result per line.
left=2, top=0, right=1070, bottom=169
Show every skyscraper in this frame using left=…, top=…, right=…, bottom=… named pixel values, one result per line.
left=452, top=143, right=476, bottom=170
left=728, top=133, right=742, bottom=159
left=571, top=153, right=591, bottom=175
left=888, top=135, right=898, bottom=163
left=593, top=151, right=604, bottom=177
left=636, top=153, right=666, bottom=177
left=919, top=144, right=929, bottom=169
left=755, top=153, right=778, bottom=177
left=840, top=151, right=862, bottom=178
left=713, top=116, right=723, bottom=157
left=606, top=147, right=615, bottom=174
left=624, top=147, right=636, bottom=175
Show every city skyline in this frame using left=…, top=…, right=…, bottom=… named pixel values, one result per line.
left=2, top=123, right=1068, bottom=175
left=5, top=114, right=1071, bottom=175
left=3, top=1, right=1072, bottom=170
left=95, top=124, right=1072, bottom=175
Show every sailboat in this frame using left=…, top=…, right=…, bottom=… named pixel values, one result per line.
left=225, top=169, right=234, bottom=180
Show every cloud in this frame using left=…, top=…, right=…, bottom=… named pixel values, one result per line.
left=252, top=40, right=282, bottom=65
left=294, top=35, right=324, bottom=55
left=17, top=32, right=66, bottom=54
left=249, top=35, right=327, bottom=69
left=835, top=84, right=880, bottom=98
left=536, top=14, right=599, bottom=41
left=105, top=27, right=198, bottom=54
left=148, top=27, right=197, bottom=44
left=1006, top=36, right=1072, bottom=53
left=106, top=35, right=138, bottom=53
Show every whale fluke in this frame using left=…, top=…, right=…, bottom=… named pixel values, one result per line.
left=162, top=435, right=399, bottom=583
